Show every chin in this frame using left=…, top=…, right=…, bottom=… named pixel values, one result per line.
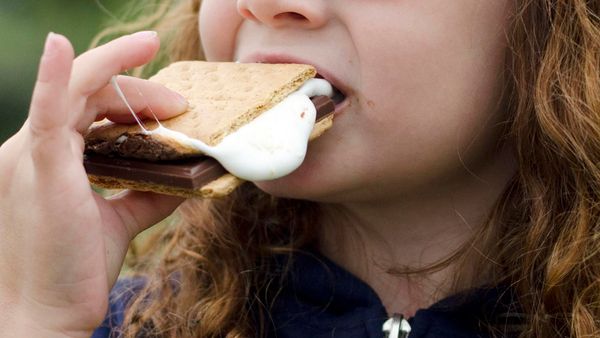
left=253, top=157, right=341, bottom=202
left=253, top=159, right=369, bottom=203
left=254, top=165, right=322, bottom=200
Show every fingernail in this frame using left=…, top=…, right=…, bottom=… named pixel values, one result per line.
left=174, top=92, right=188, bottom=107
left=131, top=31, right=158, bottom=40
left=43, top=32, right=59, bottom=58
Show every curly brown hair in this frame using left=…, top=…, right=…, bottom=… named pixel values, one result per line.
left=96, top=0, right=600, bottom=337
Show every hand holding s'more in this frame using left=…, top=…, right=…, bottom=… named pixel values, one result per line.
left=83, top=61, right=337, bottom=198
left=0, top=32, right=190, bottom=337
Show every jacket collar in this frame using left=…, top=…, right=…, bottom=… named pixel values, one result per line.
left=266, top=250, right=522, bottom=338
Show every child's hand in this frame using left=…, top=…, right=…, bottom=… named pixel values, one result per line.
left=0, top=32, right=186, bottom=337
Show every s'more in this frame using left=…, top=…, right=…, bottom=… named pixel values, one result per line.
left=83, top=61, right=337, bottom=198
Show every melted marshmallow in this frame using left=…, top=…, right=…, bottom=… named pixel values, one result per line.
left=111, top=77, right=333, bottom=181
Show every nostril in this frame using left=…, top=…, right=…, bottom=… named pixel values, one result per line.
left=274, top=12, right=308, bottom=22
left=240, top=8, right=258, bottom=21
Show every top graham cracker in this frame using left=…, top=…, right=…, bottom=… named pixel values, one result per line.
left=85, top=61, right=317, bottom=159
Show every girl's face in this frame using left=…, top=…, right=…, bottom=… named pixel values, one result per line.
left=199, top=1, right=512, bottom=203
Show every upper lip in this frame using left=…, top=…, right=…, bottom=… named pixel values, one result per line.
left=238, top=53, right=352, bottom=98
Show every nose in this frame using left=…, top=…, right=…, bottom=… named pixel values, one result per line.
left=237, top=0, right=329, bottom=29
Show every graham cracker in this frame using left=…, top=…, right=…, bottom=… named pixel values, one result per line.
left=85, top=61, right=317, bottom=160
left=89, top=173, right=244, bottom=199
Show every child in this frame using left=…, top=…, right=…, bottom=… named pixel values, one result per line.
left=1, top=0, right=599, bottom=337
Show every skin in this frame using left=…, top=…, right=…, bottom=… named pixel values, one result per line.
left=0, top=0, right=517, bottom=336
left=200, top=0, right=516, bottom=315
left=0, top=33, right=186, bottom=336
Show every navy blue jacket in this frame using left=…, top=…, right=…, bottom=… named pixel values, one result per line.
left=92, top=251, right=521, bottom=338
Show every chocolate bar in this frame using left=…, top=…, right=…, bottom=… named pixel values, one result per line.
left=84, top=96, right=335, bottom=190
left=311, top=95, right=335, bottom=120
left=83, top=155, right=226, bottom=190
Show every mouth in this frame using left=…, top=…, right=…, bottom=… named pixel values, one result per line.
left=315, top=73, right=347, bottom=106
left=238, top=54, right=351, bottom=111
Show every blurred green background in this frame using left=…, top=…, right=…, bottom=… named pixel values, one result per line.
left=0, top=0, right=124, bottom=143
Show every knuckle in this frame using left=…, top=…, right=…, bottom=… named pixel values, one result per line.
left=87, top=88, right=112, bottom=115
left=27, top=116, right=66, bottom=140
left=72, top=77, right=102, bottom=99
left=27, top=127, right=68, bottom=161
left=28, top=121, right=54, bottom=138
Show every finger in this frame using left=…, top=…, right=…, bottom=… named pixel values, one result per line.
left=71, top=31, right=159, bottom=98
left=87, top=76, right=188, bottom=125
left=107, top=190, right=184, bottom=241
left=69, top=31, right=160, bottom=132
left=28, top=33, right=74, bottom=137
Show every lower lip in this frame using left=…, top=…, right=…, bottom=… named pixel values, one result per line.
left=333, top=97, right=350, bottom=116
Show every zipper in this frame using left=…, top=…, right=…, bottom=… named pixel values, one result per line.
left=382, top=313, right=411, bottom=338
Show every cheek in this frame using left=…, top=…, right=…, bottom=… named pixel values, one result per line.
left=356, top=2, right=510, bottom=169
left=199, top=0, right=241, bottom=61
